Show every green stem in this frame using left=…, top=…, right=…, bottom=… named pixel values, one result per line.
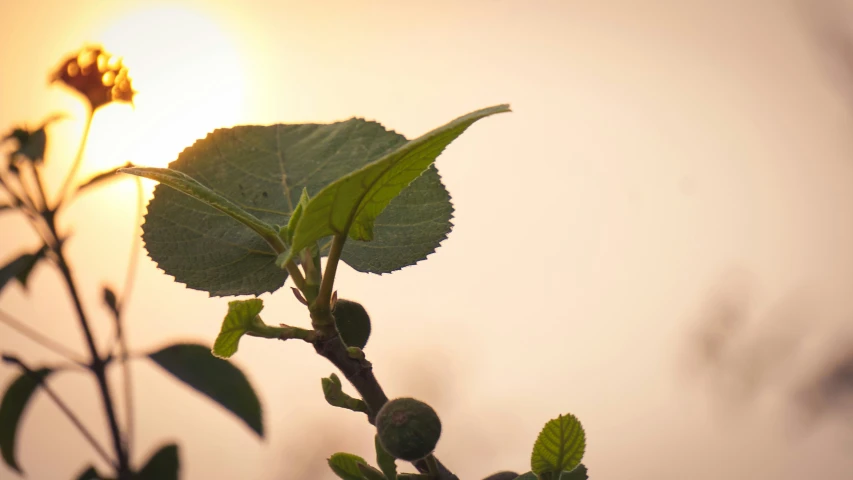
left=56, top=108, right=93, bottom=204
left=425, top=455, right=440, bottom=479
left=309, top=233, right=345, bottom=333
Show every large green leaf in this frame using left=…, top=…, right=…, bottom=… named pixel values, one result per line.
left=284, top=105, right=510, bottom=265
left=139, top=107, right=506, bottom=296
left=0, top=246, right=47, bottom=294
left=530, top=414, right=585, bottom=476
left=147, top=343, right=263, bottom=437
left=137, top=443, right=179, bottom=480
left=560, top=464, right=588, bottom=480
left=0, top=368, right=52, bottom=473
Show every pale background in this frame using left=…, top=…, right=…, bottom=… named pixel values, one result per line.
left=2, top=0, right=853, bottom=479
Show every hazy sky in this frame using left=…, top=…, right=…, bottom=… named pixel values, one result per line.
left=2, top=1, right=853, bottom=479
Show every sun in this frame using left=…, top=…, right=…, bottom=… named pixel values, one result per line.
left=81, top=5, right=248, bottom=181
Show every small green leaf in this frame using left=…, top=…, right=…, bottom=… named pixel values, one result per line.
left=285, top=105, right=510, bottom=264
left=322, top=373, right=368, bottom=414
left=375, top=434, right=397, bottom=480
left=358, top=462, right=387, bottom=480
left=0, top=246, right=47, bottom=294
left=75, top=162, right=133, bottom=196
left=74, top=466, right=104, bottom=480
left=147, top=343, right=263, bottom=437
left=530, top=414, right=585, bottom=476
left=120, top=166, right=284, bottom=255
left=0, top=368, right=52, bottom=473
left=328, top=452, right=371, bottom=480
left=212, top=298, right=265, bottom=359
left=282, top=187, right=310, bottom=247
left=560, top=464, right=588, bottom=480
left=137, top=443, right=179, bottom=480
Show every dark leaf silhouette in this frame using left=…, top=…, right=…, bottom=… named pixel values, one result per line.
left=0, top=368, right=52, bottom=473
left=0, top=246, right=48, bottom=294
left=147, top=343, right=263, bottom=437
left=137, top=443, right=179, bottom=480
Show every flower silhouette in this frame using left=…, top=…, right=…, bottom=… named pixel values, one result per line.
left=51, top=45, right=134, bottom=110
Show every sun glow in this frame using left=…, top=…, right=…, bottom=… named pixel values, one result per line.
left=81, top=5, right=248, bottom=183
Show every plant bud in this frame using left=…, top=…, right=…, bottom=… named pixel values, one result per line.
left=376, top=397, right=442, bottom=461
left=333, top=299, right=371, bottom=349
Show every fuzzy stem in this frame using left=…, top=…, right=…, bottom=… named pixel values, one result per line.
left=312, top=334, right=458, bottom=480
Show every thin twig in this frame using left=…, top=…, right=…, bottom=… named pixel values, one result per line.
left=116, top=176, right=143, bottom=456
left=26, top=161, right=49, bottom=213
left=0, top=309, right=84, bottom=363
left=2, top=355, right=116, bottom=468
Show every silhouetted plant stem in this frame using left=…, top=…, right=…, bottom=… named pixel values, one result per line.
left=313, top=334, right=459, bottom=480
left=1, top=355, right=115, bottom=468
left=116, top=177, right=143, bottom=456
left=0, top=309, right=83, bottom=363
left=26, top=161, right=50, bottom=213
left=53, top=247, right=130, bottom=479
left=56, top=108, right=93, bottom=204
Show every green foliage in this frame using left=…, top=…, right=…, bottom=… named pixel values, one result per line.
left=322, top=373, right=368, bottom=414
left=333, top=299, right=372, bottom=349
left=530, top=414, right=585, bottom=477
left=282, top=105, right=510, bottom=266
left=357, top=462, right=388, bottom=480
left=559, top=464, right=588, bottom=480
left=375, top=434, right=398, bottom=480
left=0, top=368, right=52, bottom=473
left=137, top=443, right=179, bottom=480
left=120, top=166, right=284, bottom=253
left=147, top=343, right=263, bottom=437
left=0, top=246, right=47, bottom=294
left=134, top=117, right=456, bottom=296
left=328, top=452, right=375, bottom=480
left=213, top=298, right=264, bottom=359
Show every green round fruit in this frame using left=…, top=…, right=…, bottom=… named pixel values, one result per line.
left=376, top=397, right=442, bottom=461
left=333, top=299, right=371, bottom=349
